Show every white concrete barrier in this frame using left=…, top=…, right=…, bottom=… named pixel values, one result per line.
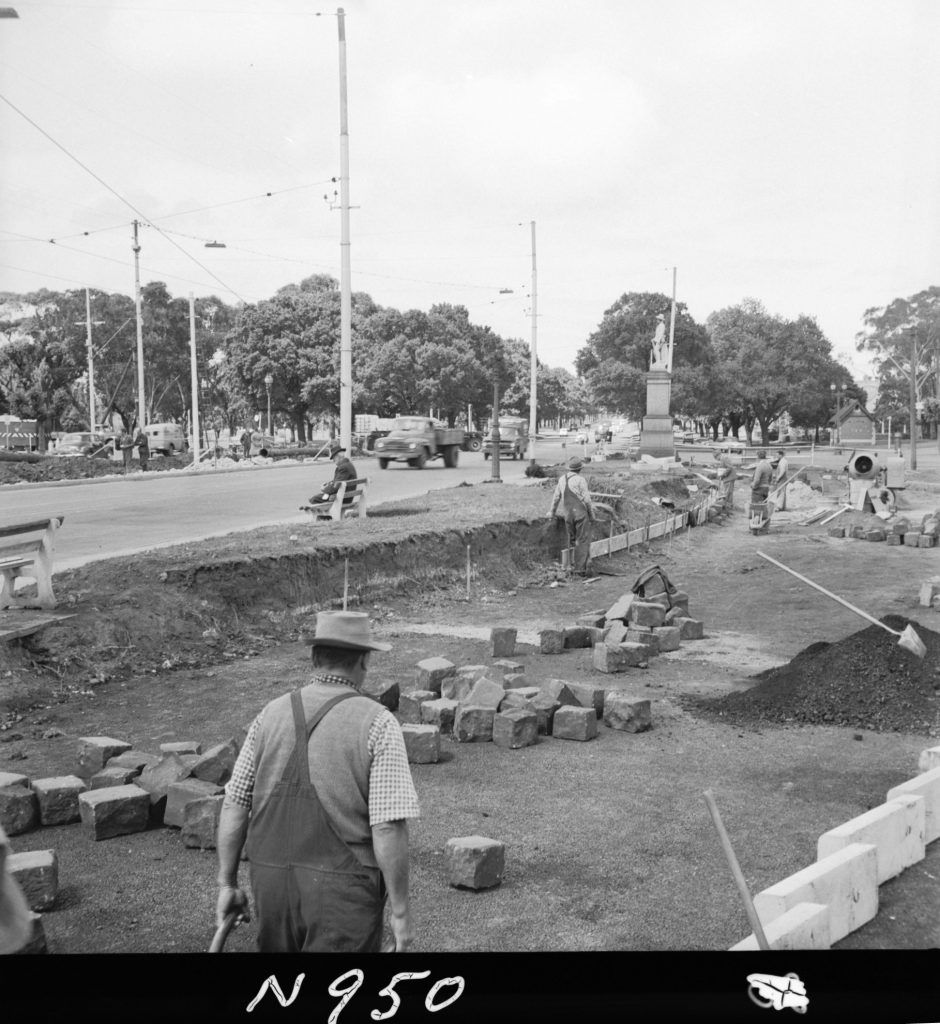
left=730, top=902, right=830, bottom=951
left=753, top=842, right=877, bottom=944
left=887, top=766, right=940, bottom=844
left=817, top=795, right=925, bottom=884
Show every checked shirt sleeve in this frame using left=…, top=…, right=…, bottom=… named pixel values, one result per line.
left=224, top=714, right=261, bottom=810
left=367, top=709, right=420, bottom=826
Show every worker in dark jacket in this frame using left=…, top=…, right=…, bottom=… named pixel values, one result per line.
left=311, top=442, right=357, bottom=503
left=135, top=428, right=150, bottom=472
left=750, top=450, right=774, bottom=505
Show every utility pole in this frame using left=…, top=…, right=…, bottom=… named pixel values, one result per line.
left=337, top=7, right=352, bottom=455
left=75, top=288, right=104, bottom=430
left=527, top=221, right=537, bottom=463
left=910, top=327, right=919, bottom=471
left=189, top=293, right=201, bottom=471
left=132, top=220, right=145, bottom=429
left=488, top=382, right=502, bottom=483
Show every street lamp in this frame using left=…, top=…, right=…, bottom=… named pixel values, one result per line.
left=264, top=373, right=273, bottom=437
left=830, top=383, right=847, bottom=446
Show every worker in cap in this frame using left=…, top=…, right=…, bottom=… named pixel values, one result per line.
left=310, top=439, right=357, bottom=505
left=548, top=456, right=598, bottom=576
left=711, top=448, right=738, bottom=510
left=750, top=449, right=774, bottom=508
left=217, top=611, right=419, bottom=952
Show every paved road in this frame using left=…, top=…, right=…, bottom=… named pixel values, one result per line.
left=0, top=448, right=550, bottom=572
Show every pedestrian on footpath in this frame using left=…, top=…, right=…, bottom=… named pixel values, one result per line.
left=135, top=427, right=150, bottom=472
left=215, top=611, right=420, bottom=953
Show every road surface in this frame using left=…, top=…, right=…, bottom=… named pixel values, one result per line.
left=0, top=448, right=550, bottom=571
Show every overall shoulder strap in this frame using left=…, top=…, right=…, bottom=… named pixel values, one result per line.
left=289, top=689, right=358, bottom=789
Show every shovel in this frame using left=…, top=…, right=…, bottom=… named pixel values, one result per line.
left=208, top=911, right=240, bottom=953
left=756, top=551, right=927, bottom=658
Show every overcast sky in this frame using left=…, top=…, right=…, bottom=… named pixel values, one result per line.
left=1, top=0, right=937, bottom=379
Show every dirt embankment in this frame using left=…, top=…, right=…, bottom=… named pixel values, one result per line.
left=0, top=468, right=697, bottom=712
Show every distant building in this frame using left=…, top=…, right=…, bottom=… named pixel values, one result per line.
left=831, top=399, right=876, bottom=444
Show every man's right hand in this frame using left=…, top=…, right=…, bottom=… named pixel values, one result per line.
left=386, top=907, right=414, bottom=952
left=216, top=885, right=250, bottom=929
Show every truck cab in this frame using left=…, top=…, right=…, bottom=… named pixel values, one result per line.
left=373, top=416, right=464, bottom=469
left=483, top=417, right=528, bottom=461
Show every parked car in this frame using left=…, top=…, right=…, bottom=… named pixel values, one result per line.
left=54, top=432, right=109, bottom=456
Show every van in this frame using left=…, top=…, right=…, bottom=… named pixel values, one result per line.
left=144, top=422, right=187, bottom=456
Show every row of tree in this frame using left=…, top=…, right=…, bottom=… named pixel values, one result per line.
left=2, top=274, right=937, bottom=450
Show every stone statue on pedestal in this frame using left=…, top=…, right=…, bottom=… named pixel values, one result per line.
left=649, top=314, right=672, bottom=371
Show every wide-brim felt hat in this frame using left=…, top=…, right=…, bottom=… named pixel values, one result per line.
left=303, top=611, right=391, bottom=651
left=567, top=457, right=584, bottom=471
left=329, top=442, right=346, bottom=455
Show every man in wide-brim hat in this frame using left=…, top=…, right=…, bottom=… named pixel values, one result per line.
left=547, top=455, right=599, bottom=576
left=310, top=439, right=358, bottom=504
left=216, top=611, right=419, bottom=952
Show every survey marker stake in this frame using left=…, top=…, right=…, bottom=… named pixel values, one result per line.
left=757, top=551, right=926, bottom=658
left=703, top=788, right=770, bottom=951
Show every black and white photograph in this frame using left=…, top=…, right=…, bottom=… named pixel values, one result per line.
left=1, top=1, right=939, bottom=1019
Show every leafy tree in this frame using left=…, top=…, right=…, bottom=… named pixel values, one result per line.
left=575, top=291, right=713, bottom=419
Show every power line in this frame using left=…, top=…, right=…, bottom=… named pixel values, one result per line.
left=0, top=90, right=247, bottom=303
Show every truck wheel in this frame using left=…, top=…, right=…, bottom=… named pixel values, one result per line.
left=414, top=451, right=427, bottom=469
left=468, top=437, right=482, bottom=453
left=443, top=446, right=458, bottom=468
left=378, top=457, right=389, bottom=470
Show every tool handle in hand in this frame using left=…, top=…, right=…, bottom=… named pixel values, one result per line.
left=209, top=912, right=239, bottom=953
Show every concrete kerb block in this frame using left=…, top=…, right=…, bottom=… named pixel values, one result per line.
left=0, top=785, right=39, bottom=835
left=676, top=618, right=705, bottom=641
left=361, top=677, right=399, bottom=711
left=604, top=593, right=634, bottom=622
left=531, top=694, right=561, bottom=736
left=491, top=658, right=525, bottom=677
left=189, top=738, right=240, bottom=786
left=565, top=681, right=607, bottom=718
left=8, top=849, right=58, bottom=911
left=603, top=620, right=629, bottom=646
left=0, top=772, right=29, bottom=789
left=106, top=750, right=160, bottom=775
left=652, top=626, right=681, bottom=652
left=539, top=628, right=566, bottom=654
left=493, top=709, right=538, bottom=749
left=752, top=842, right=878, bottom=944
left=20, top=912, right=47, bottom=954
left=490, top=628, right=517, bottom=658
left=401, top=724, right=441, bottom=764
left=729, top=902, right=830, bottom=951
left=592, top=643, right=630, bottom=674
left=887, top=766, right=940, bottom=844
left=576, top=610, right=606, bottom=629
left=463, top=677, right=506, bottom=710
left=918, top=746, right=940, bottom=773
left=502, top=673, right=529, bottom=690
left=817, top=795, right=925, bottom=884
left=420, top=697, right=459, bottom=735
left=498, top=690, right=534, bottom=713
left=552, top=705, right=598, bottom=742
left=32, top=776, right=87, bottom=826
left=398, top=690, right=438, bottom=725
left=181, top=794, right=224, bottom=850
left=629, top=602, right=666, bottom=628
left=603, top=694, right=652, bottom=733
left=541, top=679, right=580, bottom=707
left=136, top=753, right=193, bottom=824
left=89, top=766, right=141, bottom=790
left=444, top=835, right=505, bottom=889
left=159, top=741, right=202, bottom=755
left=415, top=657, right=456, bottom=694
left=75, top=737, right=132, bottom=779
left=78, top=784, right=151, bottom=840
left=920, top=581, right=940, bottom=608
left=164, top=778, right=225, bottom=828
left=453, top=706, right=495, bottom=743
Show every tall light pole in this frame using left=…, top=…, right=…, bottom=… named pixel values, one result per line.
left=265, top=373, right=274, bottom=436
left=527, top=221, right=537, bottom=463
left=132, top=219, right=146, bottom=429
left=74, top=289, right=104, bottom=430
left=337, top=7, right=352, bottom=455
left=189, top=294, right=201, bottom=470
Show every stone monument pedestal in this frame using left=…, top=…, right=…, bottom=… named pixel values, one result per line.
left=639, top=370, right=675, bottom=458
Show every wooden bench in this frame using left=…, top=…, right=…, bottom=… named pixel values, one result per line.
left=299, top=478, right=368, bottom=521
left=0, top=516, right=65, bottom=610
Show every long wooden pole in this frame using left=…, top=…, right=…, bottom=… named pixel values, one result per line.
left=703, top=789, right=770, bottom=950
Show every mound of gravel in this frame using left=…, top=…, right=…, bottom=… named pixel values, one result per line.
left=684, top=614, right=940, bottom=735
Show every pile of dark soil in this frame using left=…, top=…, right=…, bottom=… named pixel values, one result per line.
left=685, top=614, right=940, bottom=735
